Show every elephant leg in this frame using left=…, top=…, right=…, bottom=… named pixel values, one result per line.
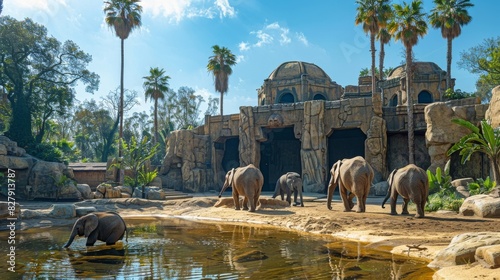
left=242, top=196, right=249, bottom=211
left=401, top=198, right=410, bottom=215
left=357, top=192, right=367, bottom=213
left=292, top=189, right=298, bottom=206
left=233, top=191, right=241, bottom=210
left=348, top=192, right=355, bottom=210
left=339, top=185, right=352, bottom=212
left=251, top=195, right=259, bottom=212
left=298, top=188, right=304, bottom=207
left=415, top=198, right=425, bottom=218
left=86, top=230, right=98, bottom=246
left=390, top=193, right=398, bottom=215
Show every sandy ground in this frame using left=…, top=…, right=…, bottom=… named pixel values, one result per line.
left=19, top=193, right=500, bottom=279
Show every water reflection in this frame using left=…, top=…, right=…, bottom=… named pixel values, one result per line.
left=0, top=217, right=434, bottom=279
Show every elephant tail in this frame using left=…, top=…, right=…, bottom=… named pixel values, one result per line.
left=382, top=169, right=397, bottom=209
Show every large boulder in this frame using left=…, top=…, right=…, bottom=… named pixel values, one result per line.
left=459, top=194, right=500, bottom=218
left=451, top=177, right=474, bottom=198
left=485, top=85, right=500, bottom=128
left=76, top=184, right=93, bottom=199
left=428, top=232, right=500, bottom=269
left=0, top=136, right=26, bottom=156
left=475, top=244, right=500, bottom=269
left=28, top=160, right=79, bottom=200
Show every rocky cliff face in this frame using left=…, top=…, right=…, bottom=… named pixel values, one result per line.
left=0, top=136, right=80, bottom=200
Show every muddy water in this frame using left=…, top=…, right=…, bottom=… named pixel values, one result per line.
left=0, top=217, right=434, bottom=279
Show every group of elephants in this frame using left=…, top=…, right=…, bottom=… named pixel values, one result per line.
left=217, top=156, right=429, bottom=219
left=63, top=156, right=429, bottom=248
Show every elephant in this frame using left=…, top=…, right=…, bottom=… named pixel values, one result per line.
left=272, top=172, right=304, bottom=207
left=218, top=164, right=264, bottom=212
left=327, top=156, right=374, bottom=212
left=382, top=164, right=429, bottom=218
left=63, top=212, right=128, bottom=248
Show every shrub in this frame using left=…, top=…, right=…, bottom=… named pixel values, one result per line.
left=27, top=142, right=63, bottom=162
left=467, top=177, right=497, bottom=196
left=425, top=161, right=464, bottom=212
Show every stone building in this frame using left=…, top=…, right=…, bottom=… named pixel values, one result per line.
left=159, top=61, right=482, bottom=193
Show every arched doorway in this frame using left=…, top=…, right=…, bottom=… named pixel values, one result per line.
left=259, top=127, right=301, bottom=191
left=327, top=128, right=366, bottom=192
left=313, top=94, right=326, bottom=100
left=418, top=90, right=433, bottom=103
left=389, top=94, right=398, bottom=107
left=278, top=92, right=294, bottom=103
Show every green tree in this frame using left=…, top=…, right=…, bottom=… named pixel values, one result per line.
left=143, top=67, right=170, bottom=144
left=447, top=119, right=500, bottom=186
left=429, top=0, right=474, bottom=90
left=207, top=45, right=237, bottom=116
left=0, top=17, right=99, bottom=147
left=355, top=0, right=392, bottom=116
left=388, top=0, right=428, bottom=164
left=458, top=37, right=500, bottom=102
left=172, top=86, right=204, bottom=129
left=104, top=0, right=142, bottom=182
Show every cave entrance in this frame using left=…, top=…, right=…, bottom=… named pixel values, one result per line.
left=259, top=127, right=301, bottom=192
left=326, top=128, right=366, bottom=192
left=221, top=137, right=240, bottom=173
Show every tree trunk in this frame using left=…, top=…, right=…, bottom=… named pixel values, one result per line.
left=154, top=98, right=158, bottom=144
left=446, top=37, right=452, bottom=90
left=7, top=90, right=33, bottom=147
left=220, top=92, right=224, bottom=116
left=370, top=33, right=381, bottom=117
left=101, top=114, right=119, bottom=162
left=491, top=157, right=500, bottom=186
left=379, top=40, right=385, bottom=81
left=117, top=38, right=125, bottom=184
left=406, top=47, right=415, bottom=165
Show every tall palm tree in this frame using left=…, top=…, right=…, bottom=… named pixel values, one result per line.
left=377, top=27, right=392, bottom=81
left=388, top=0, right=428, bottom=164
left=143, top=67, right=170, bottom=145
left=355, top=0, right=392, bottom=116
left=207, top=45, right=237, bottom=116
left=104, top=0, right=142, bottom=183
left=429, top=0, right=473, bottom=90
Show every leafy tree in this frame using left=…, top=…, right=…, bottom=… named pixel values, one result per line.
left=143, top=67, right=170, bottom=144
left=114, top=135, right=159, bottom=198
left=359, top=66, right=394, bottom=78
left=207, top=45, right=237, bottom=116
left=447, top=119, right=500, bottom=185
left=355, top=0, right=392, bottom=115
left=443, top=88, right=473, bottom=100
left=429, top=0, right=474, bottom=90
left=458, top=37, right=500, bottom=102
left=0, top=17, right=99, bottom=147
left=104, top=0, right=142, bottom=183
left=124, top=111, right=152, bottom=144
left=205, top=96, right=219, bottom=116
left=172, top=86, right=204, bottom=129
left=388, top=0, right=428, bottom=164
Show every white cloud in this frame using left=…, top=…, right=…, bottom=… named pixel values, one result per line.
left=142, top=0, right=236, bottom=23
left=296, top=32, right=309, bottom=46
left=279, top=28, right=291, bottom=45
left=236, top=55, right=245, bottom=63
left=253, top=30, right=273, bottom=47
left=5, top=0, right=67, bottom=13
left=239, top=42, right=250, bottom=51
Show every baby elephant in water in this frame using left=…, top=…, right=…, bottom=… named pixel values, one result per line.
left=63, top=212, right=128, bottom=248
left=272, top=172, right=304, bottom=207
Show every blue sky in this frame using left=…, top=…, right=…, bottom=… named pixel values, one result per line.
left=3, top=0, right=499, bottom=117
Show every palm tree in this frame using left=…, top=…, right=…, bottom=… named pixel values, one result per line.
left=377, top=27, right=392, bottom=81
left=388, top=0, right=428, bottom=164
left=207, top=45, right=237, bottom=116
left=143, top=67, right=170, bottom=145
left=355, top=0, right=392, bottom=116
left=429, top=0, right=474, bottom=90
left=448, top=119, right=500, bottom=185
left=104, top=0, right=142, bottom=183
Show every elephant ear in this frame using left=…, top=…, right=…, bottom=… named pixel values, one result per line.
left=83, top=214, right=99, bottom=237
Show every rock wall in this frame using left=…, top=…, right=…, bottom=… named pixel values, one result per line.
left=0, top=136, right=80, bottom=200
left=160, top=130, right=213, bottom=192
left=485, top=85, right=500, bottom=128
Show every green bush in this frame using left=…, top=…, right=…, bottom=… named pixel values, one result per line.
left=425, top=161, right=464, bottom=212
left=468, top=177, right=497, bottom=196
left=27, top=142, right=63, bottom=162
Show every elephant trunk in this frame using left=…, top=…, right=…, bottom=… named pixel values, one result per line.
left=63, top=229, right=77, bottom=248
left=218, top=182, right=229, bottom=198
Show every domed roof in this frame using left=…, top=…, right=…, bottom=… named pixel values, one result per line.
left=268, top=61, right=331, bottom=81
left=387, top=62, right=446, bottom=79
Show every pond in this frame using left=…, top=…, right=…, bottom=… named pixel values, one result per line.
left=0, top=217, right=434, bottom=279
